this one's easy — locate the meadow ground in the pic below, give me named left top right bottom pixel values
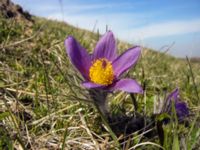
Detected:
left=0, top=6, right=200, bottom=149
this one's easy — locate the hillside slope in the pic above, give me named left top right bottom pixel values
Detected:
left=0, top=1, right=200, bottom=149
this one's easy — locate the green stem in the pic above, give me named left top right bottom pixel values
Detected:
left=61, top=127, right=68, bottom=150
left=94, top=103, right=121, bottom=149
left=186, top=56, right=200, bottom=101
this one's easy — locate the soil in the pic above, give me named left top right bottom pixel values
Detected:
left=0, top=0, right=33, bottom=22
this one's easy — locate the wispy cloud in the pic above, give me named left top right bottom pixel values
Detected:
left=12, top=0, right=200, bottom=57
left=127, top=20, right=200, bottom=40
left=29, top=1, right=141, bottom=15
left=48, top=12, right=148, bottom=33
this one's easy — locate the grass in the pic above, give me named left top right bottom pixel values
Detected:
left=0, top=13, right=200, bottom=149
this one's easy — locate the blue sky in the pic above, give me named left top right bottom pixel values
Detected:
left=12, top=0, right=200, bottom=57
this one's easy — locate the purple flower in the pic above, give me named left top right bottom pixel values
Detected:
left=64, top=31, right=143, bottom=93
left=163, top=88, right=189, bottom=120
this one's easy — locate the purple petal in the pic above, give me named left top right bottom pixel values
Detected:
left=112, top=46, right=141, bottom=77
left=164, top=88, right=189, bottom=121
left=82, top=81, right=104, bottom=89
left=65, top=36, right=91, bottom=80
left=166, top=88, right=179, bottom=102
left=164, top=88, right=179, bottom=112
left=175, top=102, right=189, bottom=119
left=111, top=79, right=143, bottom=93
left=92, top=31, right=117, bottom=61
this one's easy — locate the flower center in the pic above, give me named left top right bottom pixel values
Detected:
left=89, top=58, right=114, bottom=85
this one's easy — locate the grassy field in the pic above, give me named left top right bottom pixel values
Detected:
left=0, top=12, right=200, bottom=150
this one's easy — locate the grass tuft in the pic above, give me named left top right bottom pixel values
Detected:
left=0, top=13, right=200, bottom=149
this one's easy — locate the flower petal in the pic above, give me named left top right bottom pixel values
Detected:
left=112, top=46, right=141, bottom=77
left=164, top=88, right=189, bottom=121
left=175, top=102, right=189, bottom=119
left=82, top=81, right=104, bottom=89
left=92, top=31, right=117, bottom=61
left=65, top=36, right=91, bottom=80
left=111, top=79, right=143, bottom=93
left=166, top=88, right=179, bottom=102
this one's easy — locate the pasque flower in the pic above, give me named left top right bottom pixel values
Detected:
left=65, top=31, right=143, bottom=93
left=163, top=88, right=189, bottom=120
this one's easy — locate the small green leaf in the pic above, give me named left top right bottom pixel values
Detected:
left=0, top=81, right=5, bottom=88
left=172, top=133, right=180, bottom=150
left=156, top=113, right=171, bottom=122
left=0, top=112, right=10, bottom=121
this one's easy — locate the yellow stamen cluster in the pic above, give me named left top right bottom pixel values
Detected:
left=89, top=58, right=114, bottom=85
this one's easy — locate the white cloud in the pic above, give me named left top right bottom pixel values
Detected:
left=127, top=20, right=200, bottom=40
left=47, top=4, right=200, bottom=57
left=48, top=11, right=200, bottom=41
left=48, top=12, right=144, bottom=33
left=48, top=10, right=154, bottom=39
